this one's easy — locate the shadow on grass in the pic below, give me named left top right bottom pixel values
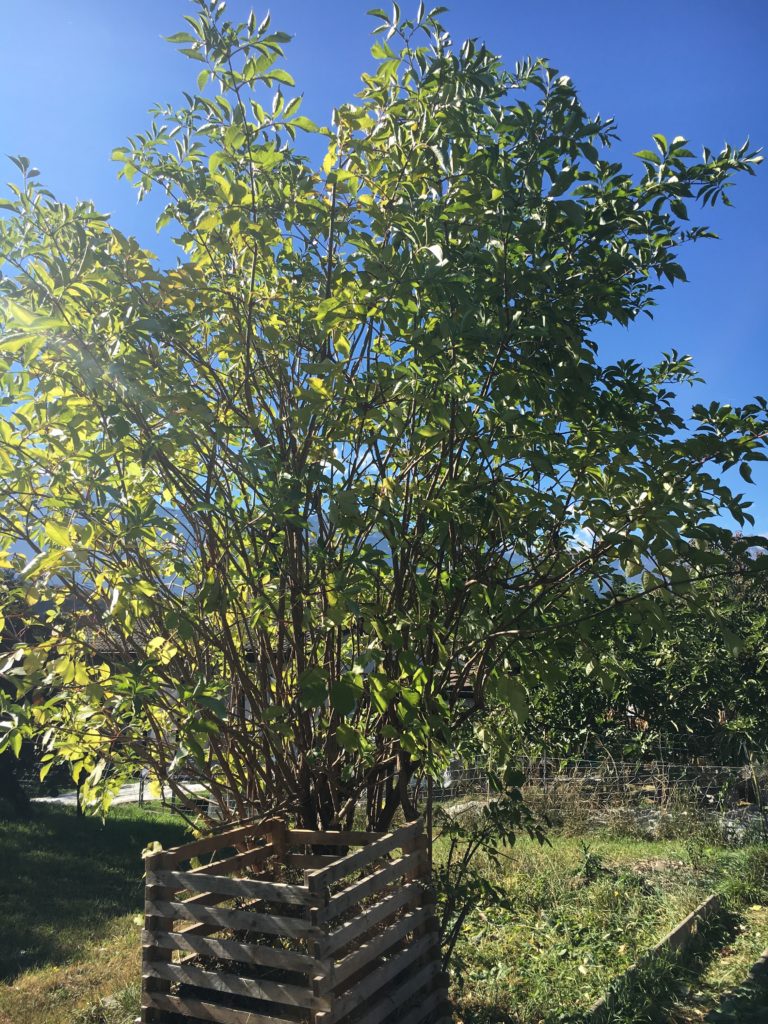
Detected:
left=0, top=803, right=187, bottom=981
left=704, top=978, right=768, bottom=1019
left=699, top=971, right=768, bottom=1023
left=565, top=910, right=743, bottom=1023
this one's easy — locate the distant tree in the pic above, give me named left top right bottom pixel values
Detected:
left=516, top=542, right=768, bottom=762
left=0, top=3, right=765, bottom=825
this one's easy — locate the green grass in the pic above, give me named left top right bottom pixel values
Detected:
left=448, top=833, right=768, bottom=1024
left=664, top=904, right=768, bottom=1023
left=1, top=804, right=766, bottom=1024
left=0, top=803, right=188, bottom=1024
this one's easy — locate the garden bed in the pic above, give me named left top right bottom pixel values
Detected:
left=446, top=831, right=768, bottom=1023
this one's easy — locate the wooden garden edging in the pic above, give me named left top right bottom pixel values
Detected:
left=583, top=892, right=721, bottom=1023
left=141, top=817, right=451, bottom=1024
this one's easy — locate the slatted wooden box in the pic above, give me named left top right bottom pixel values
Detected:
left=141, top=817, right=451, bottom=1024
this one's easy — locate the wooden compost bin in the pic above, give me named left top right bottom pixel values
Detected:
left=141, top=817, right=451, bottom=1024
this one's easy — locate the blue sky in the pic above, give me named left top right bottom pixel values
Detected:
left=1, top=1, right=767, bottom=529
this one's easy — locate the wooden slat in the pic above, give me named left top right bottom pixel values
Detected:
left=179, top=867, right=276, bottom=921
left=145, top=992, right=297, bottom=1024
left=321, top=883, right=421, bottom=958
left=181, top=889, right=228, bottom=908
left=191, top=842, right=274, bottom=876
left=286, top=829, right=382, bottom=847
left=177, top=883, right=278, bottom=938
left=150, top=869, right=312, bottom=905
left=329, top=935, right=433, bottom=1021
left=144, top=961, right=328, bottom=1011
left=165, top=817, right=278, bottom=864
left=321, top=907, right=429, bottom=994
left=142, top=929, right=322, bottom=974
left=320, top=853, right=420, bottom=923
left=285, top=853, right=341, bottom=870
left=309, top=822, right=422, bottom=887
left=142, top=850, right=174, bottom=1024
left=334, top=961, right=441, bottom=1024
left=147, top=898, right=321, bottom=940
left=177, top=888, right=254, bottom=938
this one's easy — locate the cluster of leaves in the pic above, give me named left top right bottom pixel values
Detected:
left=514, top=540, right=768, bottom=762
left=0, top=1, right=764, bottom=825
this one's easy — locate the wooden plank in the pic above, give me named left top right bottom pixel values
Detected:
left=309, top=822, right=422, bottom=886
left=584, top=893, right=721, bottom=1023
left=402, top=832, right=429, bottom=884
left=150, top=869, right=312, bottom=905
left=145, top=992, right=298, bottom=1024
left=270, top=819, right=289, bottom=863
left=285, top=853, right=341, bottom=870
left=320, top=907, right=429, bottom=994
left=191, top=842, right=274, bottom=877
left=320, top=853, right=420, bottom=923
left=177, top=885, right=279, bottom=939
left=286, top=829, right=382, bottom=847
left=179, top=867, right=276, bottom=921
left=329, top=935, right=433, bottom=1021
left=142, top=929, right=323, bottom=974
left=659, top=894, right=721, bottom=954
left=142, top=850, right=174, bottom=1024
left=321, top=883, right=421, bottom=958
left=165, top=817, right=279, bottom=864
left=147, top=898, right=322, bottom=940
left=176, top=888, right=251, bottom=938
left=181, top=889, right=228, bottom=908
left=144, top=961, right=328, bottom=1011
left=334, top=961, right=441, bottom=1024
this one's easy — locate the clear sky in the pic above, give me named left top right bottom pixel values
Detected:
left=1, top=1, right=767, bottom=530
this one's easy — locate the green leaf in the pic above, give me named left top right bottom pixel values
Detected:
left=491, top=675, right=528, bottom=723
left=336, top=722, right=365, bottom=752
left=331, top=671, right=364, bottom=715
left=291, top=116, right=318, bottom=132
left=720, top=624, right=744, bottom=656
left=298, top=667, right=327, bottom=709
left=44, top=521, right=71, bottom=547
left=3, top=299, right=37, bottom=327
left=555, top=199, right=586, bottom=226
left=269, top=68, right=295, bottom=87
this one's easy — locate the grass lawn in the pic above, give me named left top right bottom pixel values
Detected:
left=0, top=803, right=188, bottom=1024
left=449, top=832, right=768, bottom=1023
left=1, top=803, right=766, bottom=1024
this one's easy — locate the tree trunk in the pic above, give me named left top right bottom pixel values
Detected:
left=0, top=753, right=30, bottom=818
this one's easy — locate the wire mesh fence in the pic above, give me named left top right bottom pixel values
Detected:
left=429, top=757, right=768, bottom=812
left=18, top=753, right=768, bottom=835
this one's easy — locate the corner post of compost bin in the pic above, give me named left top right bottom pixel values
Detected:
left=405, top=821, right=451, bottom=1020
left=403, top=823, right=433, bottom=952
left=141, top=849, right=174, bottom=1024
left=306, top=864, right=332, bottom=1024
left=267, top=816, right=287, bottom=879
